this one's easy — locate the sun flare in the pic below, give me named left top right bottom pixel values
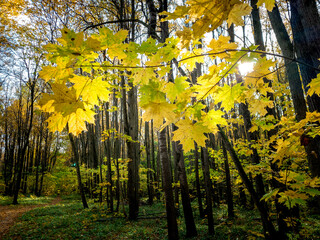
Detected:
left=238, top=62, right=254, bottom=75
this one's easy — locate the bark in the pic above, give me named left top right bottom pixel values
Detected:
left=174, top=135, right=197, bottom=237
left=69, top=133, right=89, bottom=209
left=145, top=121, right=154, bottom=205
left=194, top=143, right=204, bottom=218
left=200, top=146, right=215, bottom=235
left=218, top=126, right=277, bottom=239
left=222, top=143, right=234, bottom=218
left=290, top=0, right=320, bottom=178
left=159, top=127, right=179, bottom=240
left=267, top=4, right=307, bottom=121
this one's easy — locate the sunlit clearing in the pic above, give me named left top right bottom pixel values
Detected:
left=238, top=62, right=254, bottom=75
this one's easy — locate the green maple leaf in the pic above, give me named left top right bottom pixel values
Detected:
left=166, top=76, right=190, bottom=102
left=214, top=83, right=245, bottom=112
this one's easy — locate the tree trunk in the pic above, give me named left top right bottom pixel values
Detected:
left=267, top=4, right=307, bottom=121
left=218, top=126, right=277, bottom=239
left=222, top=143, right=234, bottom=218
left=200, top=146, right=215, bottom=235
left=174, top=135, right=197, bottom=237
left=194, top=143, right=204, bottom=218
left=145, top=121, right=154, bottom=205
left=159, top=127, right=179, bottom=240
left=69, top=133, right=89, bottom=209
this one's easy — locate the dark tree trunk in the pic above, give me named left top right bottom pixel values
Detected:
left=173, top=135, right=197, bottom=237
left=267, top=4, right=307, bottom=121
left=290, top=0, right=320, bottom=178
left=145, top=121, right=154, bottom=205
left=200, top=146, right=215, bottom=235
left=218, top=126, right=277, bottom=239
left=194, top=143, right=204, bottom=218
left=69, top=133, right=89, bottom=209
left=159, top=128, right=179, bottom=240
left=222, top=143, right=234, bottom=218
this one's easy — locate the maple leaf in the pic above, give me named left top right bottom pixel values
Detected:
left=203, top=109, right=227, bottom=133
left=195, top=64, right=223, bottom=98
left=227, top=3, right=252, bottom=26
left=68, top=107, right=96, bottom=135
left=214, top=83, right=246, bottom=112
left=140, top=80, right=166, bottom=106
left=166, top=76, right=190, bottom=102
left=70, top=75, right=111, bottom=105
left=181, top=48, right=204, bottom=71
left=257, top=0, right=275, bottom=12
left=244, top=57, right=275, bottom=86
left=249, top=97, right=274, bottom=116
left=142, top=102, right=177, bottom=129
left=39, top=59, right=73, bottom=82
left=172, top=119, right=209, bottom=152
left=46, top=112, right=69, bottom=133
left=208, top=35, right=238, bottom=59
left=176, top=27, right=194, bottom=49
left=39, top=83, right=84, bottom=116
left=160, top=6, right=190, bottom=20
left=308, top=73, right=320, bottom=96
left=185, top=102, right=206, bottom=120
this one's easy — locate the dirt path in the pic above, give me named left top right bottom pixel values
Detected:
left=0, top=197, right=62, bottom=239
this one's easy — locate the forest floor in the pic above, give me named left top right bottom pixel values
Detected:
left=0, top=196, right=62, bottom=239
left=1, top=195, right=320, bottom=239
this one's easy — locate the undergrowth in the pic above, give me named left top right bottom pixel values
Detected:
left=2, top=195, right=320, bottom=239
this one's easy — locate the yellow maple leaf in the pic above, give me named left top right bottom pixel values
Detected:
left=68, top=107, right=96, bottom=135
left=227, top=3, right=252, bottom=26
left=70, top=75, right=111, bottom=105
left=308, top=73, right=320, bottom=96
left=244, top=57, right=275, bottom=86
left=203, top=109, right=227, bottom=133
left=180, top=48, right=204, bottom=71
left=208, top=35, right=238, bottom=59
left=248, top=97, right=274, bottom=116
left=142, top=102, right=177, bottom=129
left=257, top=0, right=275, bottom=12
left=39, top=83, right=83, bottom=116
left=195, top=64, right=222, bottom=98
left=46, top=112, right=69, bottom=133
left=172, top=118, right=209, bottom=152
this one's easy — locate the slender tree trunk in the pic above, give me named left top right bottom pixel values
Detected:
left=222, top=143, right=234, bottom=218
left=200, top=146, right=215, bottom=235
left=174, top=139, right=197, bottom=237
left=194, top=143, right=204, bottom=218
left=218, top=126, right=277, bottom=239
left=145, top=121, right=154, bottom=205
left=267, top=4, right=307, bottom=121
left=159, top=127, right=179, bottom=240
left=69, top=133, right=89, bottom=209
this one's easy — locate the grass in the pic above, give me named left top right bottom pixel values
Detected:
left=3, top=195, right=320, bottom=239
left=0, top=195, right=55, bottom=206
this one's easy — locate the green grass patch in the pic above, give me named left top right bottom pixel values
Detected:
left=0, top=195, right=54, bottom=206
left=4, top=197, right=319, bottom=239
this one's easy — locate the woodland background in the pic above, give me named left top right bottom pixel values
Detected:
left=1, top=0, right=320, bottom=239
